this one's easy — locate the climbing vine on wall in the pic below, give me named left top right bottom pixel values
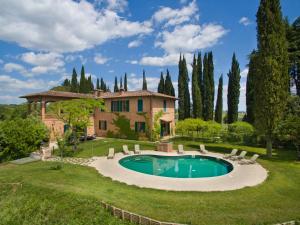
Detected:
left=109, top=113, right=138, bottom=140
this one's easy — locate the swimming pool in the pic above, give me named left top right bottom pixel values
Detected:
left=119, top=154, right=233, bottom=178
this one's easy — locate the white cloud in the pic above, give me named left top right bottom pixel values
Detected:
left=94, top=54, right=109, bottom=64
left=140, top=53, right=191, bottom=66
left=128, top=39, right=142, bottom=48
left=65, top=54, right=87, bottom=64
left=153, top=0, right=198, bottom=27
left=156, top=24, right=228, bottom=54
left=127, top=76, right=160, bottom=91
left=240, top=67, right=249, bottom=78
left=3, top=63, right=26, bottom=73
left=106, top=0, right=128, bottom=12
left=0, top=0, right=152, bottom=53
left=127, top=60, right=138, bottom=64
left=239, top=17, right=251, bottom=26
left=21, top=52, right=65, bottom=75
left=0, top=75, right=48, bottom=92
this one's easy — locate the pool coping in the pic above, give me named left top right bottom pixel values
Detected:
left=88, top=150, right=268, bottom=192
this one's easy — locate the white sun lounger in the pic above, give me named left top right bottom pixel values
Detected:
left=223, top=149, right=238, bottom=159
left=199, top=144, right=208, bottom=154
left=178, top=144, right=184, bottom=154
left=239, top=154, right=259, bottom=165
left=134, top=144, right=141, bottom=154
left=230, top=151, right=247, bottom=161
left=107, top=148, right=114, bottom=159
left=122, top=145, right=130, bottom=155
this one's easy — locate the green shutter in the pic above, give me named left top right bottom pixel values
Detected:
left=126, top=100, right=129, bottom=112
left=138, top=99, right=143, bottom=112
left=135, top=122, right=138, bottom=132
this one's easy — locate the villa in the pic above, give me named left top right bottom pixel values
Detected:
left=20, top=89, right=177, bottom=140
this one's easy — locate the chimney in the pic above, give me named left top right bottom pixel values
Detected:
left=94, top=89, right=103, bottom=97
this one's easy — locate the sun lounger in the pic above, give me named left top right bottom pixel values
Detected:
left=199, top=144, right=208, bottom=154
left=107, top=148, right=114, bottom=159
left=239, top=154, right=259, bottom=165
left=134, top=144, right=141, bottom=154
left=122, top=145, right=130, bottom=155
left=230, top=151, right=247, bottom=161
left=178, top=144, right=184, bottom=154
left=223, top=149, right=238, bottom=159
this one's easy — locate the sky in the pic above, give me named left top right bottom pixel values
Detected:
left=0, top=0, right=299, bottom=111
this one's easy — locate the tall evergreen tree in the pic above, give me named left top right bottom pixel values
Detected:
left=100, top=78, right=104, bottom=90
left=192, top=54, right=202, bottom=118
left=182, top=56, right=191, bottom=118
left=114, top=76, right=119, bottom=92
left=62, top=78, right=70, bottom=87
left=208, top=52, right=215, bottom=120
left=96, top=78, right=100, bottom=89
left=202, top=53, right=208, bottom=119
left=197, top=52, right=204, bottom=109
left=120, top=76, right=123, bottom=89
left=227, top=53, right=241, bottom=124
left=142, top=70, right=147, bottom=90
left=286, top=17, right=300, bottom=96
left=79, top=65, right=86, bottom=93
left=87, top=75, right=94, bottom=92
left=165, top=69, right=175, bottom=96
left=178, top=54, right=185, bottom=120
left=215, top=75, right=223, bottom=123
left=70, top=68, right=79, bottom=93
left=255, top=0, right=289, bottom=157
left=158, top=72, right=165, bottom=93
left=245, top=51, right=257, bottom=124
left=124, top=73, right=128, bottom=91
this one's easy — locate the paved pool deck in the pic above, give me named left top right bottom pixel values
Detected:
left=88, top=150, right=268, bottom=192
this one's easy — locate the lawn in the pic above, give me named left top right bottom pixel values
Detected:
left=1, top=138, right=300, bottom=225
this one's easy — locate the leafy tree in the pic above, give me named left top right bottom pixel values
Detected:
left=158, top=72, right=165, bottom=94
left=227, top=121, right=255, bottom=144
left=227, top=53, right=241, bottom=124
left=255, top=0, right=289, bottom=157
left=0, top=116, right=49, bottom=162
left=79, top=65, right=86, bottom=93
left=165, top=69, right=175, bottom=96
left=114, top=76, right=119, bottom=92
left=215, top=74, right=223, bottom=123
left=70, top=68, right=79, bottom=93
left=178, top=54, right=185, bottom=120
left=245, top=51, right=257, bottom=124
left=111, top=114, right=138, bottom=140
left=191, top=54, right=202, bottom=118
left=276, top=96, right=300, bottom=160
left=124, top=73, right=128, bottom=91
left=142, top=70, right=147, bottom=90
left=286, top=17, right=300, bottom=96
left=48, top=99, right=104, bottom=150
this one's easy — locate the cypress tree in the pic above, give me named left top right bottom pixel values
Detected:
left=227, top=53, right=241, bottom=124
left=96, top=78, right=100, bottom=89
left=79, top=65, right=86, bottom=93
left=70, top=68, right=79, bottom=93
left=88, top=75, right=94, bottom=92
left=158, top=72, right=165, bottom=93
left=114, top=76, right=119, bottom=92
left=142, top=70, right=147, bottom=90
left=215, top=75, right=223, bottom=123
left=245, top=51, right=257, bottom=124
left=178, top=54, right=185, bottom=120
left=255, top=0, right=289, bottom=157
left=182, top=56, right=191, bottom=118
left=100, top=78, right=104, bottom=90
left=124, top=73, right=128, bottom=91
left=192, top=54, right=202, bottom=118
left=197, top=52, right=204, bottom=109
left=120, top=76, right=123, bottom=89
left=62, top=78, right=70, bottom=87
left=208, top=52, right=215, bottom=120
left=165, top=69, right=175, bottom=96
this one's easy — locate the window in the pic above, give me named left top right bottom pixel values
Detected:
left=163, top=100, right=167, bottom=112
left=135, top=122, right=145, bottom=132
left=137, top=99, right=143, bottom=112
left=99, top=120, right=107, bottom=130
left=111, top=100, right=129, bottom=112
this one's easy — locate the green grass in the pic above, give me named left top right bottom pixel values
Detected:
left=1, top=138, right=300, bottom=225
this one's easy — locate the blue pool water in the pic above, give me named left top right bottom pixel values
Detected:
left=119, top=155, right=233, bottom=178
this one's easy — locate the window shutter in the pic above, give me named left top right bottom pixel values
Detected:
left=135, top=122, right=138, bottom=132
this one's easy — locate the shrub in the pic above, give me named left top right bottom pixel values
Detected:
left=0, top=116, right=49, bottom=162
left=112, top=114, right=138, bottom=140
left=227, top=121, right=255, bottom=143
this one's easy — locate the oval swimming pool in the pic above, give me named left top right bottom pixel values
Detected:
left=119, top=155, right=233, bottom=178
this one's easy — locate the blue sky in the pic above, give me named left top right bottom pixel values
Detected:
left=0, top=0, right=299, bottom=110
